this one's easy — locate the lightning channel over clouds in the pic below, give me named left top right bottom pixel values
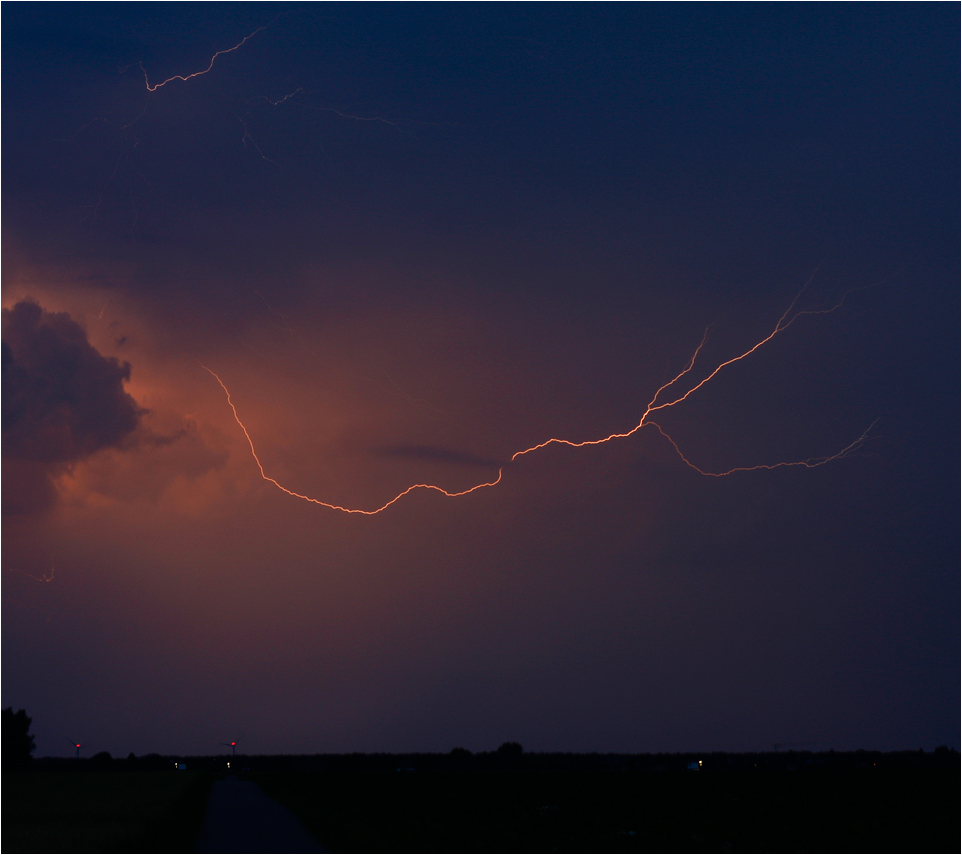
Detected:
left=206, top=288, right=876, bottom=515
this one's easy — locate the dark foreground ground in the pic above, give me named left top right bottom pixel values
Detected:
left=3, top=750, right=958, bottom=853
left=2, top=768, right=212, bottom=853
left=253, top=763, right=959, bottom=853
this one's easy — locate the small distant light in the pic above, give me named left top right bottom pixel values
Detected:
left=698, top=760, right=703, bottom=767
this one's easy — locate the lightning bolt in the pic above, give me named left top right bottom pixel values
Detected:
left=201, top=366, right=503, bottom=515
left=63, top=20, right=423, bottom=229
left=205, top=286, right=877, bottom=515
left=4, top=567, right=55, bottom=583
left=140, top=27, right=266, bottom=92
left=237, top=116, right=278, bottom=164
left=648, top=420, right=876, bottom=477
left=509, top=281, right=873, bottom=463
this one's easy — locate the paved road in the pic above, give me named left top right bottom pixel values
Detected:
left=195, top=777, right=324, bottom=853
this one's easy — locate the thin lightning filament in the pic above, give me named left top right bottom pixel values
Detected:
left=202, top=368, right=503, bottom=516
left=141, top=28, right=265, bottom=92
left=206, top=289, right=875, bottom=514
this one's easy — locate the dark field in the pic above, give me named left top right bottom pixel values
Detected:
left=2, top=768, right=212, bottom=853
left=3, top=751, right=958, bottom=853
left=255, top=767, right=958, bottom=853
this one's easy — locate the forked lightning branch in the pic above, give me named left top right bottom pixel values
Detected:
left=205, top=287, right=876, bottom=515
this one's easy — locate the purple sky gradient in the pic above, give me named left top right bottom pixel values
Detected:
left=2, top=3, right=957, bottom=758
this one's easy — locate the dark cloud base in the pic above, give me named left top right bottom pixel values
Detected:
left=2, top=301, right=141, bottom=514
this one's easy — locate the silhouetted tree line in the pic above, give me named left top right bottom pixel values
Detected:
left=31, top=752, right=178, bottom=772
left=83, top=745, right=951, bottom=775
left=24, top=745, right=957, bottom=778
left=6, top=707, right=957, bottom=778
left=2, top=707, right=35, bottom=772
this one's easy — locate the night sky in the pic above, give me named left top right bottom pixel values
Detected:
left=2, top=3, right=958, bottom=758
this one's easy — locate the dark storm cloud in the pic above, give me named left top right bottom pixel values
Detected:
left=2, top=300, right=141, bottom=513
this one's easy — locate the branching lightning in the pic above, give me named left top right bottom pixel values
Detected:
left=648, top=420, right=877, bottom=477
left=63, top=19, right=424, bottom=229
left=206, top=287, right=876, bottom=514
left=237, top=116, right=277, bottom=164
